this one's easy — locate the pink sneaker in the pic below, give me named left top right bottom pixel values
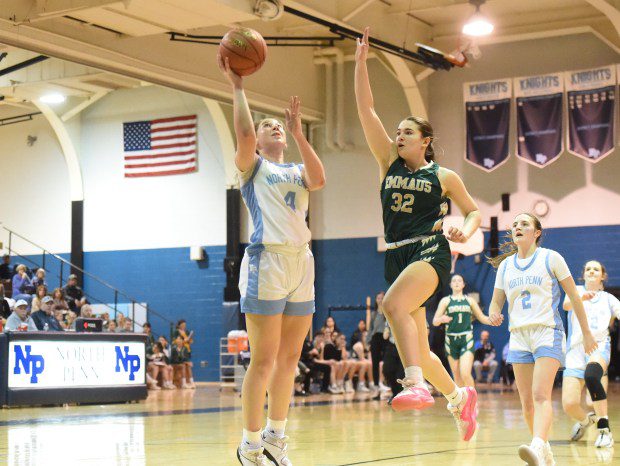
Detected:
left=391, top=379, right=435, bottom=411
left=448, top=386, right=478, bottom=441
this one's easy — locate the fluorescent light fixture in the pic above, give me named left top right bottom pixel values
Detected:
left=40, top=93, right=66, bottom=104
left=462, top=1, right=494, bottom=37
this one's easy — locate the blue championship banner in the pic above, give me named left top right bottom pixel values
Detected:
left=565, top=65, right=616, bottom=162
left=514, top=73, right=564, bottom=167
left=464, top=79, right=511, bottom=172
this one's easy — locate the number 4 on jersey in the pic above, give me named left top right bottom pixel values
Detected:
left=284, top=191, right=296, bottom=211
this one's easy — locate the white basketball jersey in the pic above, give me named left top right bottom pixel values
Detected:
left=240, top=157, right=310, bottom=250
left=567, top=286, right=620, bottom=349
left=495, top=247, right=571, bottom=331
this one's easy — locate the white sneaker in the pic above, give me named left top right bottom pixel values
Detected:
left=148, top=384, right=161, bottom=390
left=344, top=380, right=354, bottom=393
left=542, top=443, right=555, bottom=466
left=328, top=385, right=340, bottom=395
left=237, top=446, right=274, bottom=466
left=379, top=382, right=391, bottom=393
left=595, top=428, right=614, bottom=448
left=356, top=384, right=370, bottom=393
left=261, top=431, right=292, bottom=466
left=163, top=382, right=176, bottom=390
left=570, top=412, right=596, bottom=441
left=518, top=444, right=543, bottom=466
left=181, top=382, right=191, bottom=389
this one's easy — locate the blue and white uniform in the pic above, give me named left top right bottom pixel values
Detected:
left=238, top=156, right=315, bottom=316
left=564, top=286, right=620, bottom=378
left=494, top=247, right=571, bottom=365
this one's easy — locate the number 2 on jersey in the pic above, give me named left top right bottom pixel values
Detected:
left=284, top=191, right=296, bottom=211
left=391, top=193, right=414, bottom=213
left=521, top=290, right=532, bottom=310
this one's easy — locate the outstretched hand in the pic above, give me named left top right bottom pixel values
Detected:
left=355, top=27, right=370, bottom=63
left=285, top=96, right=303, bottom=138
left=488, top=313, right=504, bottom=327
left=217, top=54, right=242, bottom=89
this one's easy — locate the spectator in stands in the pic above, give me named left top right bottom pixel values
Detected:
left=174, top=319, right=193, bottom=358
left=106, top=319, right=117, bottom=332
left=12, top=264, right=34, bottom=304
left=31, top=296, right=63, bottom=331
left=31, top=285, right=48, bottom=312
left=1, top=283, right=11, bottom=320
left=63, top=274, right=87, bottom=314
left=367, top=291, right=389, bottom=394
left=0, top=254, right=12, bottom=280
left=32, top=268, right=47, bottom=288
left=172, top=336, right=195, bottom=389
left=116, top=312, right=126, bottom=331
left=143, top=322, right=156, bottom=355
left=324, top=316, right=341, bottom=334
left=119, top=318, right=134, bottom=333
left=321, top=328, right=346, bottom=393
left=299, top=333, right=332, bottom=394
left=350, top=319, right=366, bottom=348
left=4, top=299, right=37, bottom=331
left=351, top=330, right=373, bottom=392
left=54, top=308, right=68, bottom=330
left=80, top=304, right=94, bottom=318
left=148, top=342, right=175, bottom=390
left=65, top=310, right=77, bottom=330
left=159, top=335, right=171, bottom=360
left=52, top=287, right=69, bottom=312
left=501, top=342, right=515, bottom=388
left=473, top=330, right=498, bottom=384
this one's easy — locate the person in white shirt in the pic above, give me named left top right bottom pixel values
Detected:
left=218, top=53, right=326, bottom=466
left=562, top=260, right=620, bottom=448
left=488, top=213, right=596, bottom=466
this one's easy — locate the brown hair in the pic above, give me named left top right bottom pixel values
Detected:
left=581, top=260, right=608, bottom=290
left=405, top=116, right=435, bottom=162
left=487, top=213, right=543, bottom=269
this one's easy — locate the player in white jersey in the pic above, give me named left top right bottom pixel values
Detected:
left=488, top=213, right=597, bottom=466
left=562, top=260, right=620, bottom=448
left=218, top=55, right=326, bottom=466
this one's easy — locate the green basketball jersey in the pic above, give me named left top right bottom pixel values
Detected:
left=445, top=296, right=473, bottom=334
left=380, top=155, right=449, bottom=243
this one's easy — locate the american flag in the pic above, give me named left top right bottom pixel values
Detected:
left=123, top=115, right=197, bottom=177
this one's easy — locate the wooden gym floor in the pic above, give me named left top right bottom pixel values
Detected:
left=1, top=384, right=619, bottom=465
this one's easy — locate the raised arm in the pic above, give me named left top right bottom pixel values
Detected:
left=487, top=288, right=506, bottom=327
left=217, top=54, right=257, bottom=173
left=432, top=297, right=452, bottom=326
left=354, top=27, right=393, bottom=175
left=469, top=297, right=492, bottom=326
left=439, top=168, right=481, bottom=243
left=561, top=276, right=597, bottom=354
left=285, top=96, right=326, bottom=191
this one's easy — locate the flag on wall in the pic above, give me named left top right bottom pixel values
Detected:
left=123, top=115, right=197, bottom=177
left=565, top=66, right=616, bottom=162
left=514, top=73, right=564, bottom=167
left=464, top=79, right=511, bottom=172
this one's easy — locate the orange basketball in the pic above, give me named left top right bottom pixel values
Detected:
left=219, top=27, right=267, bottom=76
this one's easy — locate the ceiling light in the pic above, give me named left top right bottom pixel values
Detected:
left=462, top=0, right=494, bottom=37
left=39, top=93, right=66, bottom=104
left=254, top=0, right=283, bottom=21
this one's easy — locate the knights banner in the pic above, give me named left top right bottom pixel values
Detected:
left=464, top=79, right=511, bottom=171
left=565, top=65, right=616, bottom=162
left=514, top=74, right=564, bottom=167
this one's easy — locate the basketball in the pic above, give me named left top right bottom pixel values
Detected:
left=219, top=27, right=267, bottom=76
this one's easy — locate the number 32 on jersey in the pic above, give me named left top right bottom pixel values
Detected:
left=391, top=193, right=414, bottom=213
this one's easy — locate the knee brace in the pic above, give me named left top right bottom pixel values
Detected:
left=584, top=362, right=607, bottom=401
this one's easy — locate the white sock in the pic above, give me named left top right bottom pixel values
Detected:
left=266, top=418, right=287, bottom=438
left=242, top=429, right=262, bottom=450
left=404, top=366, right=423, bottom=385
left=531, top=437, right=545, bottom=449
left=444, top=387, right=463, bottom=406
left=181, top=378, right=186, bottom=385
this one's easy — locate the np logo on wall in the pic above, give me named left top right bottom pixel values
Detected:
left=514, top=73, right=564, bottom=167
left=463, top=79, right=512, bottom=172
left=8, top=340, right=145, bottom=388
left=565, top=65, right=616, bottom=162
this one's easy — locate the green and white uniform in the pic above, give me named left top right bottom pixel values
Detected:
left=444, top=296, right=475, bottom=359
left=381, top=145, right=451, bottom=290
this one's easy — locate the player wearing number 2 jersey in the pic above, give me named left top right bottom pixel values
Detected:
left=488, top=213, right=597, bottom=466
left=355, top=26, right=492, bottom=443
left=218, top=54, right=326, bottom=466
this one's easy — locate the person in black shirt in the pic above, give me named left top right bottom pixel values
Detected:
left=299, top=336, right=331, bottom=394
left=351, top=319, right=367, bottom=348
left=321, top=329, right=346, bottom=393
left=1, top=283, right=11, bottom=321
left=0, top=255, right=12, bottom=280
left=473, top=330, right=498, bottom=384
left=63, top=274, right=87, bottom=314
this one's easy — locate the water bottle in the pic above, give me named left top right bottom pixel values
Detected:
left=44, top=323, right=49, bottom=331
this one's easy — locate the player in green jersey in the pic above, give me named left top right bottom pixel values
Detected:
left=355, top=27, right=501, bottom=442
left=433, top=274, right=493, bottom=387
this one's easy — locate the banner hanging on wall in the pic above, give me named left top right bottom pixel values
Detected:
left=463, top=79, right=512, bottom=172
left=514, top=73, right=564, bottom=167
left=565, top=65, right=616, bottom=162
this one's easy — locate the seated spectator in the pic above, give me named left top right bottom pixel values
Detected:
left=320, top=328, right=347, bottom=394
left=65, top=310, right=78, bottom=330
left=52, top=288, right=70, bottom=312
left=1, top=283, right=11, bottom=320
left=172, top=336, right=195, bottom=389
left=31, top=285, right=48, bottom=312
left=80, top=304, right=94, bottom=318
left=31, top=268, right=47, bottom=289
left=106, top=319, right=117, bottom=332
left=324, top=316, right=341, bottom=334
left=501, top=342, right=515, bottom=388
left=12, top=264, right=34, bottom=304
left=159, top=335, right=171, bottom=360
left=54, top=308, right=68, bottom=330
left=351, top=330, right=373, bottom=392
left=382, top=323, right=404, bottom=397
left=174, top=319, right=193, bottom=358
left=116, top=312, right=126, bottom=331
left=147, top=342, right=175, bottom=390
left=31, top=296, right=64, bottom=331
left=63, top=274, right=87, bottom=314
left=4, top=299, right=37, bottom=332
left=143, top=322, right=156, bottom=355
left=299, top=333, right=332, bottom=394
left=0, top=254, right=12, bottom=280
left=473, top=330, right=498, bottom=384
left=117, top=318, right=134, bottom=333
left=350, top=319, right=367, bottom=348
